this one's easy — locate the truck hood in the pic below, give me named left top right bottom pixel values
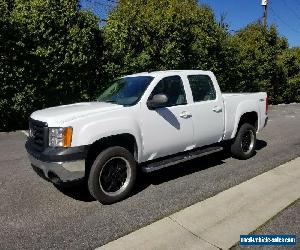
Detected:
left=31, top=102, right=122, bottom=126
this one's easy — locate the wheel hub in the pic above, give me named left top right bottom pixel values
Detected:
left=99, top=157, right=131, bottom=196
left=241, top=130, right=255, bottom=154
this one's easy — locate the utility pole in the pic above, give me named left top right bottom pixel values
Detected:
left=262, top=0, right=268, bottom=27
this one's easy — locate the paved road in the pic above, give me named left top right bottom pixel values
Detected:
left=1, top=104, right=300, bottom=250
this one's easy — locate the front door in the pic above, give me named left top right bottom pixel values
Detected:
left=140, top=75, right=194, bottom=161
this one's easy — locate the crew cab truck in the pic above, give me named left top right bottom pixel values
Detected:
left=26, top=70, right=268, bottom=204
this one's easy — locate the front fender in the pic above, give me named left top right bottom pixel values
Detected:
left=70, top=115, right=143, bottom=162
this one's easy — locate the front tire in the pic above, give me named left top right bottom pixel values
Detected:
left=88, top=146, right=137, bottom=204
left=231, top=123, right=256, bottom=160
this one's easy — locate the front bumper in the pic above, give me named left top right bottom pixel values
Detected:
left=28, top=154, right=85, bottom=183
left=26, top=140, right=89, bottom=183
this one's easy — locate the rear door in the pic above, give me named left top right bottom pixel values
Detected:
left=186, top=74, right=224, bottom=147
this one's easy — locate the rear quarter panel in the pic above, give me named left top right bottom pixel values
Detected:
left=222, top=92, right=267, bottom=140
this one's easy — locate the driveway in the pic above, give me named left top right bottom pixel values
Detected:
left=0, top=104, right=300, bottom=249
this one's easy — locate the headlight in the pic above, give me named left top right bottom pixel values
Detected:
left=49, top=127, right=73, bottom=147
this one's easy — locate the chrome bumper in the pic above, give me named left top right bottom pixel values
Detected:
left=28, top=154, right=85, bottom=183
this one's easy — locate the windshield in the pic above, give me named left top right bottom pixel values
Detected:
left=97, top=76, right=154, bottom=106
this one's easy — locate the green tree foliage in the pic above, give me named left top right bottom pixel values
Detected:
left=104, top=0, right=300, bottom=99
left=232, top=23, right=300, bottom=103
left=232, top=23, right=290, bottom=103
left=1, top=0, right=300, bottom=131
left=278, top=47, right=300, bottom=102
left=104, top=0, right=239, bottom=91
left=0, top=0, right=103, bottom=131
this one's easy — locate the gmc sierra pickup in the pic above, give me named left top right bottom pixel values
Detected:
left=26, top=70, right=268, bottom=204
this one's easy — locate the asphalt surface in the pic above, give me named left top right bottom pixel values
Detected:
left=232, top=199, right=300, bottom=250
left=1, top=104, right=300, bottom=250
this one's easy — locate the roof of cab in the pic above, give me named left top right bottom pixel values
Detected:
left=125, top=70, right=213, bottom=78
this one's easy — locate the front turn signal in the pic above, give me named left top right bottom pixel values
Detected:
left=63, top=127, right=73, bottom=147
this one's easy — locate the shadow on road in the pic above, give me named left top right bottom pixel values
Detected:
left=256, top=139, right=267, bottom=150
left=54, top=183, right=95, bottom=202
left=55, top=139, right=267, bottom=202
left=132, top=150, right=228, bottom=197
left=132, top=139, right=267, bottom=197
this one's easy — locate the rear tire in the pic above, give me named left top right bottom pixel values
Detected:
left=88, top=146, right=137, bottom=204
left=231, top=123, right=256, bottom=160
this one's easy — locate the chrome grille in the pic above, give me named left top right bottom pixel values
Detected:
left=29, top=118, right=48, bottom=152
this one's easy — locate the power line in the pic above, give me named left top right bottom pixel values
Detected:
left=282, top=0, right=300, bottom=21
left=269, top=5, right=300, bottom=34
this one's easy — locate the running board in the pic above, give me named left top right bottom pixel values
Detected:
left=142, top=146, right=223, bottom=173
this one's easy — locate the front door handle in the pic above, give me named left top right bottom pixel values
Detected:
left=212, top=106, right=222, bottom=113
left=180, top=111, right=192, bottom=118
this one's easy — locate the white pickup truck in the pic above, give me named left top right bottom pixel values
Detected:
left=26, top=70, right=268, bottom=204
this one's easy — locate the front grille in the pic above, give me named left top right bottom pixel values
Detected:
left=29, top=118, right=48, bottom=152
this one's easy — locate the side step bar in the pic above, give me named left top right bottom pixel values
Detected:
left=142, top=146, right=223, bottom=173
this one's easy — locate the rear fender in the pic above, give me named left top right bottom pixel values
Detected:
left=231, top=100, right=259, bottom=139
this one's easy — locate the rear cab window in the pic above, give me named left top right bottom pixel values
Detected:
left=187, top=75, right=216, bottom=102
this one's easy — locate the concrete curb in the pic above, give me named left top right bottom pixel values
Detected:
left=96, top=157, right=300, bottom=250
left=269, top=102, right=299, bottom=106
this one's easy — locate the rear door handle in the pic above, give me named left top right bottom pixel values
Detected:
left=180, top=111, right=192, bottom=118
left=212, top=106, right=222, bottom=113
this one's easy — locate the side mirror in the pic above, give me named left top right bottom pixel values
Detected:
left=147, top=94, right=168, bottom=109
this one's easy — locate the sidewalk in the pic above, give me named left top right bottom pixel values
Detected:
left=97, top=157, right=300, bottom=250
left=232, top=199, right=300, bottom=250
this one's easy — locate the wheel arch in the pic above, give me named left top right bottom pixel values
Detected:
left=232, top=111, right=258, bottom=138
left=85, top=133, right=138, bottom=175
